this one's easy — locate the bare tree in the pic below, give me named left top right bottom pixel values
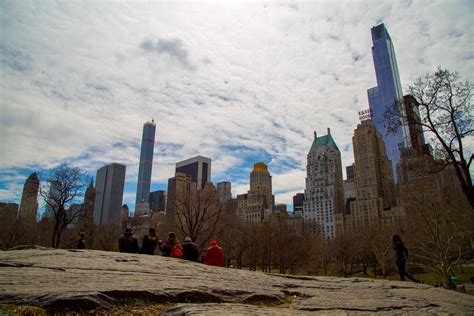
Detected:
left=173, top=182, right=224, bottom=247
left=387, top=68, right=473, bottom=207
left=361, top=223, right=394, bottom=278
left=39, top=164, right=87, bottom=248
left=405, top=187, right=472, bottom=288
left=333, top=232, right=355, bottom=277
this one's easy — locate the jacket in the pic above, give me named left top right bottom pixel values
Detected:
left=119, top=232, right=139, bottom=253
left=182, top=240, right=200, bottom=262
left=159, top=239, right=175, bottom=257
left=140, top=235, right=158, bottom=255
left=204, top=240, right=224, bottom=267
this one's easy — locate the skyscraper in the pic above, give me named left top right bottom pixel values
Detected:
left=217, top=181, right=232, bottom=202
left=93, top=163, right=126, bottom=227
left=237, top=162, right=274, bottom=223
left=43, top=180, right=60, bottom=219
left=135, top=120, right=156, bottom=212
left=367, top=23, right=410, bottom=181
left=18, top=172, right=39, bottom=221
left=175, top=156, right=211, bottom=189
left=165, top=172, right=195, bottom=225
left=335, top=120, right=397, bottom=234
left=81, top=180, right=95, bottom=222
left=303, top=129, right=344, bottom=239
left=149, top=190, right=166, bottom=212
left=292, top=193, right=304, bottom=213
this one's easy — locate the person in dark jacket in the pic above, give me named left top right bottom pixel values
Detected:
left=203, top=239, right=224, bottom=267
left=182, top=237, right=200, bottom=262
left=392, top=235, right=419, bottom=282
left=76, top=232, right=86, bottom=249
left=158, top=232, right=176, bottom=257
left=119, top=228, right=139, bottom=253
left=139, top=228, right=158, bottom=255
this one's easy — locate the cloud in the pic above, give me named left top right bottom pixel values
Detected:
left=1, top=1, right=473, bottom=212
left=140, top=38, right=195, bottom=70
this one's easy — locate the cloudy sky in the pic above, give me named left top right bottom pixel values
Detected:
left=1, top=0, right=473, bottom=215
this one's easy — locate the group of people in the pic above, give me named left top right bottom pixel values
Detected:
left=84, top=229, right=417, bottom=281
left=118, top=228, right=224, bottom=267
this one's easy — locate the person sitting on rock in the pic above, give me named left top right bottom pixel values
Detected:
left=171, top=240, right=183, bottom=259
left=182, top=237, right=200, bottom=262
left=158, top=232, right=176, bottom=257
left=203, top=239, right=224, bottom=267
left=139, top=228, right=158, bottom=255
left=119, top=228, right=139, bottom=253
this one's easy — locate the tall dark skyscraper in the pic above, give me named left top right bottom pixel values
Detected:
left=94, top=163, right=126, bottom=227
left=175, top=156, right=211, bottom=189
left=135, top=120, right=156, bottom=212
left=367, top=23, right=410, bottom=181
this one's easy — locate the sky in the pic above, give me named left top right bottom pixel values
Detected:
left=1, top=0, right=473, bottom=215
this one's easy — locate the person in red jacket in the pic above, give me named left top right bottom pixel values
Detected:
left=204, top=239, right=224, bottom=267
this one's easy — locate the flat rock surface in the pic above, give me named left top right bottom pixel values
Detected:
left=0, top=248, right=473, bottom=314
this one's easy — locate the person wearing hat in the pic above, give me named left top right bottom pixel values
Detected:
left=119, top=228, right=139, bottom=253
left=182, top=236, right=200, bottom=262
left=158, top=232, right=177, bottom=257
left=203, top=239, right=224, bottom=267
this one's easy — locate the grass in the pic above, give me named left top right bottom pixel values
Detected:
left=0, top=305, right=48, bottom=315
left=0, top=303, right=171, bottom=315
left=351, top=264, right=474, bottom=286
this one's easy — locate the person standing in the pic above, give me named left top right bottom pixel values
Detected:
left=159, top=232, right=177, bottom=257
left=203, top=239, right=224, bottom=267
left=140, top=228, right=158, bottom=255
left=76, top=232, right=86, bottom=249
left=119, top=228, right=139, bottom=253
left=392, top=235, right=419, bottom=282
left=182, top=237, right=200, bottom=262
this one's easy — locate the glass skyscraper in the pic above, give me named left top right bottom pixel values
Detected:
left=135, top=120, right=156, bottom=211
left=367, top=24, right=410, bottom=182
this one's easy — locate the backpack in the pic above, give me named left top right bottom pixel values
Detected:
left=171, top=245, right=183, bottom=258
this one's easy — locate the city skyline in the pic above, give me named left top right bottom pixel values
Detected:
left=1, top=1, right=473, bottom=213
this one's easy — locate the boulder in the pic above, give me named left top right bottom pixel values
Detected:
left=0, top=248, right=472, bottom=314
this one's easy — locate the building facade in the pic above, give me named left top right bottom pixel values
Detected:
left=43, top=180, right=61, bottom=219
left=149, top=190, right=166, bottom=213
left=217, top=181, right=232, bottom=202
left=135, top=120, right=156, bottom=212
left=303, top=129, right=344, bottom=239
left=175, top=156, right=211, bottom=189
left=367, top=23, right=410, bottom=182
left=237, top=162, right=274, bottom=223
left=18, top=172, right=39, bottom=221
left=93, top=163, right=126, bottom=228
left=165, top=172, right=195, bottom=225
left=292, top=193, right=304, bottom=213
left=335, top=120, right=398, bottom=234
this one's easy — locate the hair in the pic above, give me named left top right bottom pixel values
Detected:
left=125, top=228, right=132, bottom=233
left=392, top=234, right=401, bottom=244
left=169, top=232, right=176, bottom=239
left=149, top=228, right=156, bottom=235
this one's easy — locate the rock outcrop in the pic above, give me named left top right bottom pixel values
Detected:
left=0, top=248, right=472, bottom=314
